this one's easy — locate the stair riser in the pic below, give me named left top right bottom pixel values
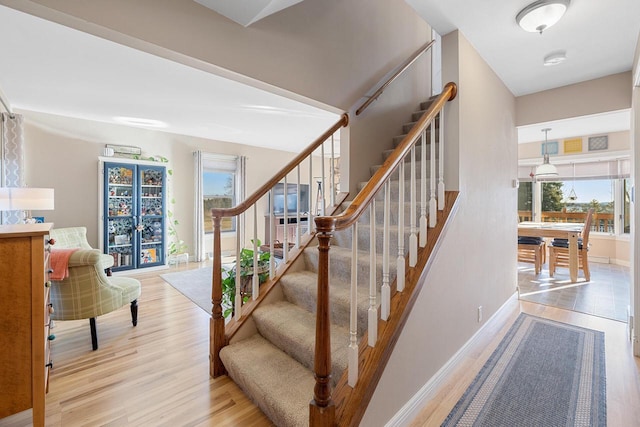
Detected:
left=280, top=277, right=375, bottom=337
left=333, top=225, right=412, bottom=258
left=253, top=302, right=348, bottom=387
left=382, top=143, right=440, bottom=162
left=370, top=161, right=439, bottom=180
left=359, top=179, right=434, bottom=200
left=302, top=249, right=398, bottom=289
left=358, top=201, right=423, bottom=226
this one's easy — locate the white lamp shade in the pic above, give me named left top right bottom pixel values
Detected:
left=517, top=0, right=570, bottom=33
left=534, top=162, right=559, bottom=177
left=0, top=187, right=55, bottom=211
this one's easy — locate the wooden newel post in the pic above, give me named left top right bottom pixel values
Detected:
left=310, top=217, right=337, bottom=426
left=210, top=214, right=227, bottom=378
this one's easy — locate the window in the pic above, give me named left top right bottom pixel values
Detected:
left=517, top=181, right=533, bottom=221
left=540, top=180, right=614, bottom=232
left=623, top=178, right=631, bottom=234
left=517, top=157, right=629, bottom=235
left=201, top=155, right=243, bottom=234
left=203, top=171, right=235, bottom=233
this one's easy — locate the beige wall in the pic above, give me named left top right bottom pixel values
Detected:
left=516, top=72, right=632, bottom=126
left=518, top=130, right=630, bottom=161
left=362, top=30, right=518, bottom=425
left=22, top=110, right=310, bottom=256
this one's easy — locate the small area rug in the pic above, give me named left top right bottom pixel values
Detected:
left=161, top=267, right=213, bottom=313
left=442, top=313, right=606, bottom=427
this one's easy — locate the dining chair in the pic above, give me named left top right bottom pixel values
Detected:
left=548, top=208, right=594, bottom=281
left=517, top=236, right=546, bottom=274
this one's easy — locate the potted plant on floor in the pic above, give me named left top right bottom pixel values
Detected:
left=221, top=240, right=270, bottom=319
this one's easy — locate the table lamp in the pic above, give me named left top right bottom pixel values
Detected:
left=0, top=187, right=55, bottom=223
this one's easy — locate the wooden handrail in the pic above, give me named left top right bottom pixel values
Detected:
left=334, top=82, right=456, bottom=231
left=210, top=113, right=349, bottom=219
left=355, top=40, right=436, bottom=116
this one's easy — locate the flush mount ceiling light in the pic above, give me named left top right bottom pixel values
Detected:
left=516, top=0, right=570, bottom=34
left=544, top=51, right=567, bottom=66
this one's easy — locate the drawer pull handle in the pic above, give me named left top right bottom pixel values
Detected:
left=48, top=238, right=56, bottom=245
left=45, top=361, right=53, bottom=369
left=48, top=334, right=56, bottom=341
left=45, top=281, right=51, bottom=288
left=48, top=304, right=54, bottom=314
left=47, top=268, right=54, bottom=274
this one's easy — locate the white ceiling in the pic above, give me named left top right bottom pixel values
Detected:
left=0, top=1, right=638, bottom=148
left=0, top=4, right=339, bottom=153
left=408, top=0, right=640, bottom=143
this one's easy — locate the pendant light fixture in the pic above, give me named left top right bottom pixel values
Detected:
left=567, top=162, right=578, bottom=201
left=535, top=128, right=558, bottom=178
left=516, top=0, right=570, bottom=34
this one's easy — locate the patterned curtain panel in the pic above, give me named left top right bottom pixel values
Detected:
left=1, top=112, right=25, bottom=224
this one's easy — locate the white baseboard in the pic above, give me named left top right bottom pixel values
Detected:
left=588, top=255, right=610, bottom=264
left=384, top=293, right=518, bottom=427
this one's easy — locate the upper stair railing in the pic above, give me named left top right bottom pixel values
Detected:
left=310, top=82, right=457, bottom=425
left=355, top=40, right=435, bottom=116
left=210, top=113, right=349, bottom=377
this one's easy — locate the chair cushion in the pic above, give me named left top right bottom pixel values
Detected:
left=109, top=276, right=142, bottom=303
left=550, top=238, right=584, bottom=249
left=518, top=236, right=544, bottom=245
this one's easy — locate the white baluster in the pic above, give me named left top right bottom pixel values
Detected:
left=252, top=204, right=259, bottom=300
left=368, top=199, right=377, bottom=346
left=235, top=220, right=242, bottom=319
left=321, top=142, right=326, bottom=216
left=397, top=161, right=405, bottom=292
left=283, top=176, right=288, bottom=264
left=430, top=119, right=437, bottom=227
left=409, top=146, right=418, bottom=267
left=308, top=155, right=314, bottom=233
left=269, top=189, right=275, bottom=278
left=420, top=129, right=427, bottom=247
left=296, top=166, right=301, bottom=248
left=381, top=180, right=391, bottom=321
left=349, top=221, right=359, bottom=387
left=330, top=134, right=336, bottom=207
left=438, top=109, right=445, bottom=211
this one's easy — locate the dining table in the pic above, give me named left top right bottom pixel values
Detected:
left=518, top=221, right=584, bottom=283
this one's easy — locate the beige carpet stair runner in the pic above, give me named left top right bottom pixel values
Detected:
left=219, top=98, right=439, bottom=427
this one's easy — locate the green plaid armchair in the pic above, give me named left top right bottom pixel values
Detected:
left=49, top=226, right=114, bottom=274
left=49, top=229, right=141, bottom=351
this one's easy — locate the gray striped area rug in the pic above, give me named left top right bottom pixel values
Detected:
left=442, top=313, right=606, bottom=427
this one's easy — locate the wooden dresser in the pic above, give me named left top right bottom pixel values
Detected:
left=0, top=223, right=53, bottom=426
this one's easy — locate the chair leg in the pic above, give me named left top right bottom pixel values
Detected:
left=89, top=317, right=98, bottom=351
left=130, top=299, right=138, bottom=327
left=582, top=252, right=591, bottom=281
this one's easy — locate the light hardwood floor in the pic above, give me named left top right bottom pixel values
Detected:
left=1, top=262, right=639, bottom=426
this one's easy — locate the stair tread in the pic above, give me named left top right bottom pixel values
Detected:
left=220, top=333, right=313, bottom=427
left=254, top=300, right=349, bottom=382
left=280, top=270, right=382, bottom=336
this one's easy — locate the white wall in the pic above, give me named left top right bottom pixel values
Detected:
left=361, top=30, right=518, bottom=426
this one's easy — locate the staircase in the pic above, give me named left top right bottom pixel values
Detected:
left=218, top=96, right=454, bottom=426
